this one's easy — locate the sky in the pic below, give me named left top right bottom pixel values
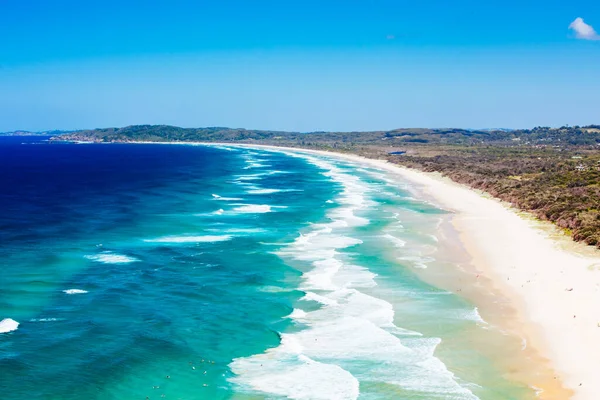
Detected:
left=1, top=0, right=599, bottom=132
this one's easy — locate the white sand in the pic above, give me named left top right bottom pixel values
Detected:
left=375, top=158, right=600, bottom=400
left=207, top=143, right=600, bottom=399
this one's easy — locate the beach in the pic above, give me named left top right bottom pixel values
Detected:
left=7, top=138, right=530, bottom=399
left=220, top=143, right=600, bottom=400
left=387, top=161, right=600, bottom=400
left=4, top=137, right=599, bottom=399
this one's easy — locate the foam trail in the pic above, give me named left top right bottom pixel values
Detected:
left=208, top=145, right=237, bottom=151
left=244, top=162, right=271, bottom=169
left=212, top=194, right=243, bottom=201
left=235, top=175, right=263, bottom=181
left=231, top=204, right=287, bottom=213
left=207, top=227, right=266, bottom=234
left=247, top=188, right=283, bottom=194
left=462, top=307, right=487, bottom=325
left=382, top=233, right=407, bottom=248
left=398, top=255, right=435, bottom=269
left=30, top=318, right=64, bottom=322
left=287, top=309, right=308, bottom=320
left=63, top=289, right=88, bottom=295
left=144, top=235, right=232, bottom=243
left=0, top=318, right=19, bottom=333
left=230, top=336, right=360, bottom=400
left=84, top=252, right=139, bottom=264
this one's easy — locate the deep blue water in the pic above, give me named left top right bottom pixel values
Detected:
left=0, top=137, right=535, bottom=399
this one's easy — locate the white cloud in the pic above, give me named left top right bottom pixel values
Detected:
left=569, top=17, right=600, bottom=40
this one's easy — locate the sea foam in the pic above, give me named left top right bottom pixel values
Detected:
left=0, top=318, right=19, bottom=333
left=84, top=252, right=139, bottom=264
left=232, top=204, right=287, bottom=213
left=63, top=289, right=88, bottom=295
left=382, top=233, right=407, bottom=248
left=287, top=309, right=308, bottom=320
left=144, top=235, right=232, bottom=243
left=461, top=307, right=487, bottom=325
left=230, top=151, right=478, bottom=400
left=246, top=188, right=286, bottom=194
left=230, top=336, right=360, bottom=400
left=243, top=162, right=271, bottom=169
left=30, top=318, right=64, bottom=322
left=234, top=175, right=263, bottom=181
left=212, top=194, right=243, bottom=201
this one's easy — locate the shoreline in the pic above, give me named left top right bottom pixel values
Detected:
left=200, top=142, right=600, bottom=399
left=100, top=140, right=599, bottom=398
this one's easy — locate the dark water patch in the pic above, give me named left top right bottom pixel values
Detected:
left=0, top=140, right=334, bottom=399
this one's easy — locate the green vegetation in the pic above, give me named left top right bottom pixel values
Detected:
left=56, top=125, right=600, bottom=248
left=396, top=147, right=600, bottom=247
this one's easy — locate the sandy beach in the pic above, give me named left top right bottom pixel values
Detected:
left=379, top=159, right=600, bottom=400
left=212, top=143, right=600, bottom=400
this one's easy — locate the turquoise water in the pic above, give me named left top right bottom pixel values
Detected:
left=0, top=139, right=534, bottom=399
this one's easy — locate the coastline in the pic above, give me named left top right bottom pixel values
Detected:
left=198, top=143, right=600, bottom=399
left=110, top=140, right=600, bottom=398
left=391, top=164, right=600, bottom=400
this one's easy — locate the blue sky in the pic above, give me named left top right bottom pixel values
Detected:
left=1, top=0, right=599, bottom=132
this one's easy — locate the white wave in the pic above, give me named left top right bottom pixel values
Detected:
left=382, top=233, right=407, bottom=248
left=301, top=292, right=339, bottom=306
left=84, top=252, right=139, bottom=264
left=230, top=336, right=360, bottom=400
left=209, top=145, right=237, bottom=151
left=331, top=264, right=378, bottom=289
left=144, top=235, right=232, bottom=243
left=248, top=187, right=302, bottom=195
left=234, top=287, right=477, bottom=399
left=244, top=162, right=271, bottom=169
left=230, top=149, right=477, bottom=399
left=328, top=207, right=369, bottom=228
left=287, top=309, right=308, bottom=321
left=206, top=227, right=266, bottom=234
left=277, top=230, right=362, bottom=262
left=258, top=286, right=294, bottom=293
left=63, top=289, right=88, bottom=295
left=214, top=209, right=225, bottom=215
left=0, top=318, right=19, bottom=333
left=235, top=175, right=263, bottom=181
left=461, top=307, right=487, bottom=325
left=232, top=204, right=286, bottom=213
left=398, top=255, right=435, bottom=269
left=30, top=318, right=64, bottom=322
left=212, top=194, right=243, bottom=201
left=301, top=258, right=343, bottom=291
left=247, top=188, right=283, bottom=194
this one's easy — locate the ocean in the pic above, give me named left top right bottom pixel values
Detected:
left=0, top=137, right=536, bottom=399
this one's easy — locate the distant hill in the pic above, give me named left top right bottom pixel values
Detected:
left=54, top=124, right=600, bottom=147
